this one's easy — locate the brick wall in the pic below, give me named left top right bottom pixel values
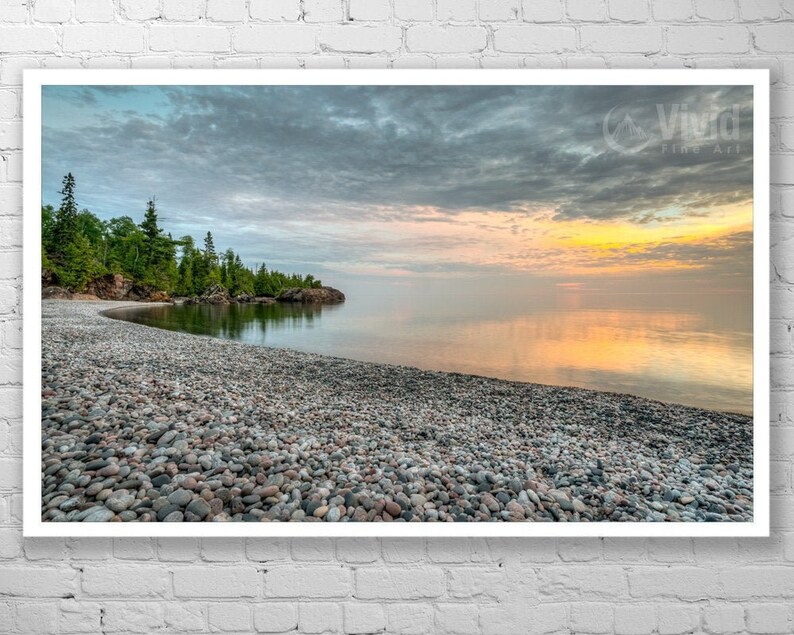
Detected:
left=1, top=1, right=793, bottom=632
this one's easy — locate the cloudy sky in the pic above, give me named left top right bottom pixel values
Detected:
left=41, top=83, right=754, bottom=291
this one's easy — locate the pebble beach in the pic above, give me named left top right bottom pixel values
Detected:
left=41, top=300, right=755, bottom=523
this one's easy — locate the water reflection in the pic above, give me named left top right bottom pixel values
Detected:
left=109, top=302, right=340, bottom=344
left=420, top=309, right=752, bottom=415
left=109, top=288, right=753, bottom=415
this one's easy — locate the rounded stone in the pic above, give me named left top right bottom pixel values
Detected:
left=82, top=507, right=115, bottom=522
left=106, top=495, right=135, bottom=513
left=186, top=498, right=211, bottom=519
left=313, top=505, right=329, bottom=518
left=167, top=489, right=193, bottom=507
left=384, top=501, right=401, bottom=517
left=261, top=485, right=280, bottom=498
left=97, top=464, right=120, bottom=477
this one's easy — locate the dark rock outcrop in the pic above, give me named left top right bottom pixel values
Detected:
left=84, top=274, right=133, bottom=300
left=42, top=286, right=72, bottom=300
left=181, top=286, right=344, bottom=306
left=148, top=291, right=171, bottom=303
left=185, top=284, right=232, bottom=305
left=43, top=273, right=171, bottom=302
left=86, top=274, right=166, bottom=302
left=276, top=286, right=345, bottom=304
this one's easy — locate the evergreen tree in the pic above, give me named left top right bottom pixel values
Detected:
left=41, top=205, right=55, bottom=254
left=137, top=198, right=178, bottom=289
left=76, top=209, right=106, bottom=246
left=204, top=231, right=217, bottom=264
left=160, top=232, right=179, bottom=292
left=141, top=198, right=160, bottom=245
left=253, top=264, right=270, bottom=296
left=200, top=231, right=221, bottom=288
left=59, top=233, right=100, bottom=291
left=140, top=197, right=163, bottom=276
left=105, top=216, right=145, bottom=278
left=174, top=236, right=196, bottom=295
left=52, top=173, right=78, bottom=255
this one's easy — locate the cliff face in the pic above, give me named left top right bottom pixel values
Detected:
left=42, top=272, right=171, bottom=302
left=86, top=274, right=170, bottom=302
left=276, top=286, right=346, bottom=304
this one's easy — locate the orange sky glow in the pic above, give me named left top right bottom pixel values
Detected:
left=290, top=200, right=752, bottom=282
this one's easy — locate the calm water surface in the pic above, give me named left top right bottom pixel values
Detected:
left=110, top=282, right=753, bottom=415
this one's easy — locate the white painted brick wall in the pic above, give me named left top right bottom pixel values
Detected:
left=0, top=1, right=792, bottom=632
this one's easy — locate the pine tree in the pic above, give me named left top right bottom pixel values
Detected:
left=200, top=231, right=221, bottom=289
left=139, top=197, right=163, bottom=285
left=41, top=205, right=55, bottom=253
left=137, top=197, right=178, bottom=289
left=141, top=198, right=160, bottom=245
left=59, top=232, right=100, bottom=291
left=177, top=255, right=194, bottom=296
left=204, top=231, right=217, bottom=263
left=53, top=173, right=78, bottom=255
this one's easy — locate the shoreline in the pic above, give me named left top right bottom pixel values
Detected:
left=101, top=300, right=751, bottom=418
left=41, top=300, right=754, bottom=523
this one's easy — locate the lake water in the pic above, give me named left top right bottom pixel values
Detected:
left=109, top=280, right=754, bottom=415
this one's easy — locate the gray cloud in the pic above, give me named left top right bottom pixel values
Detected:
left=41, top=84, right=754, bottom=274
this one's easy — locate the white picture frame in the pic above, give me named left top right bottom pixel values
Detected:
left=23, top=68, right=770, bottom=537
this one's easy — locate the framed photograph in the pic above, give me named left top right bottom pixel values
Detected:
left=23, top=69, right=769, bottom=537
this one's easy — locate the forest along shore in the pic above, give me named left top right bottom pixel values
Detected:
left=41, top=300, right=755, bottom=523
